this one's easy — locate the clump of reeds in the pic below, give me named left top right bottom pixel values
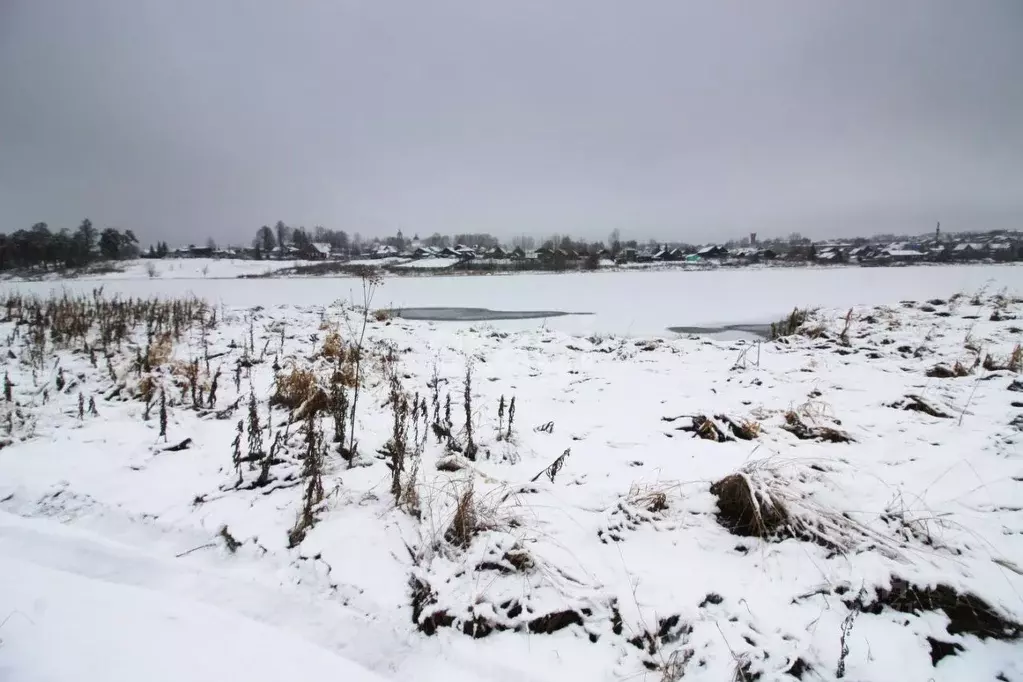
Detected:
left=770, top=307, right=812, bottom=340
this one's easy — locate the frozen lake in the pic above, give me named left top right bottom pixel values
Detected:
left=2, top=264, right=1021, bottom=336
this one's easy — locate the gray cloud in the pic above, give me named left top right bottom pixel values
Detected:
left=1, top=0, right=1021, bottom=245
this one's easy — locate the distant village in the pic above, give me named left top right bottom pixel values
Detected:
left=158, top=223, right=1023, bottom=271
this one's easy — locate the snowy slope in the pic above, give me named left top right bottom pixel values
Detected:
left=0, top=286, right=1021, bottom=681
left=0, top=512, right=388, bottom=682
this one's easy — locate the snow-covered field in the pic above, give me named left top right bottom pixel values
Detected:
left=2, top=262, right=1022, bottom=335
left=45, top=257, right=315, bottom=280
left=1, top=276, right=1022, bottom=682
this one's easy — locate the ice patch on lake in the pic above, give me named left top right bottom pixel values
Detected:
left=391, top=307, right=591, bottom=322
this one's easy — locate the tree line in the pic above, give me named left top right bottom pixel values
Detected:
left=245, top=222, right=653, bottom=259
left=251, top=222, right=356, bottom=258
left=0, top=220, right=140, bottom=271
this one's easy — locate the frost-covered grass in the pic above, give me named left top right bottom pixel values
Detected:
left=0, top=287, right=1022, bottom=681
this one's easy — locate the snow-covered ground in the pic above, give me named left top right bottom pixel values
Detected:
left=393, top=257, right=462, bottom=270
left=0, top=258, right=314, bottom=281
left=0, top=513, right=389, bottom=682
left=1, top=263, right=1021, bottom=336
left=0, top=281, right=1022, bottom=681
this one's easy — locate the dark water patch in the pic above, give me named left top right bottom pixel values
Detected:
left=668, top=323, right=772, bottom=339
left=390, top=307, right=591, bottom=322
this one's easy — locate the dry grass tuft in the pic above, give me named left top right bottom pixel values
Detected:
left=782, top=410, right=854, bottom=443
left=271, top=365, right=319, bottom=410
left=710, top=472, right=789, bottom=538
left=739, top=419, right=761, bottom=438
left=770, top=307, right=813, bottom=340
left=399, top=459, right=421, bottom=517
left=321, top=330, right=344, bottom=359
left=678, top=415, right=731, bottom=441
left=983, top=346, right=1022, bottom=373
left=445, top=485, right=479, bottom=549
left=373, top=309, right=392, bottom=322
left=716, top=414, right=761, bottom=440
left=927, top=361, right=973, bottom=378
left=332, top=361, right=357, bottom=388
left=137, top=375, right=157, bottom=403
left=626, top=482, right=677, bottom=513
left=439, top=482, right=518, bottom=551
left=710, top=460, right=899, bottom=555
left=147, top=332, right=174, bottom=367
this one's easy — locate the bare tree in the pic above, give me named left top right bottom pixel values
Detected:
left=255, top=226, right=276, bottom=255
left=609, top=228, right=622, bottom=256
left=275, top=221, right=291, bottom=251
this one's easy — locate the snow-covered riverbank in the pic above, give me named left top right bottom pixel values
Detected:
left=0, top=287, right=1021, bottom=681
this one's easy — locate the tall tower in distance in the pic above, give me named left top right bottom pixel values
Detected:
left=750, top=232, right=757, bottom=246
left=936, top=222, right=941, bottom=241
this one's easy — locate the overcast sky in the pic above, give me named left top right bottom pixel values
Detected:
left=1, top=1, right=1021, bottom=246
